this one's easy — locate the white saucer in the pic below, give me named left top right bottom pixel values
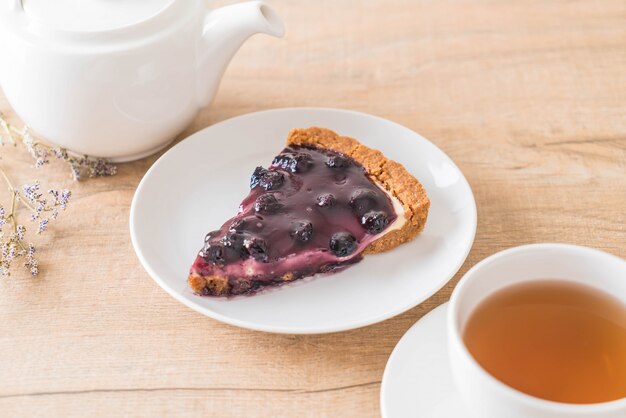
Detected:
left=381, top=302, right=466, bottom=418
left=130, top=108, right=476, bottom=334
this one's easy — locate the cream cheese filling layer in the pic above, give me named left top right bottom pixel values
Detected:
left=377, top=183, right=407, bottom=235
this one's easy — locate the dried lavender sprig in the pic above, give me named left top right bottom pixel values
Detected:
left=0, top=165, right=71, bottom=276
left=21, top=181, right=71, bottom=233
left=0, top=113, right=117, bottom=181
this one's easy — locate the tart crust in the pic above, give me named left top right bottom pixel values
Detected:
left=188, top=127, right=430, bottom=295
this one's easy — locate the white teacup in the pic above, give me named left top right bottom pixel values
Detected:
left=447, top=243, right=626, bottom=418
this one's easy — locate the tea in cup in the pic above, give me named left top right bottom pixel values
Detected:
left=448, top=244, right=626, bottom=418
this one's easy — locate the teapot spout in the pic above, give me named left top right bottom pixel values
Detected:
left=196, top=1, right=284, bottom=107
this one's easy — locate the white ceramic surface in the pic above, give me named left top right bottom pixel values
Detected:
left=381, top=302, right=467, bottom=418
left=448, top=244, right=626, bottom=418
left=0, top=0, right=284, bottom=160
left=23, top=0, right=176, bottom=32
left=130, top=108, right=477, bottom=334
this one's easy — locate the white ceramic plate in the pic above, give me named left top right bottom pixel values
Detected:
left=380, top=303, right=465, bottom=418
left=130, top=108, right=476, bottom=334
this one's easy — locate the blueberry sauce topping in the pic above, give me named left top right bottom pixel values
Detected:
left=349, top=189, right=379, bottom=217
left=192, top=145, right=398, bottom=294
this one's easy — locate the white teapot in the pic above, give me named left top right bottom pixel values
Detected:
left=0, top=0, right=284, bottom=161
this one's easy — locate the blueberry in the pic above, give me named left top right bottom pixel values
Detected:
left=222, top=232, right=248, bottom=258
left=250, top=167, right=284, bottom=190
left=271, top=154, right=290, bottom=170
left=250, top=166, right=265, bottom=188
left=317, top=193, right=335, bottom=207
left=329, top=232, right=358, bottom=257
left=201, top=242, right=226, bottom=265
left=349, top=189, right=378, bottom=216
left=264, top=171, right=284, bottom=190
left=272, top=151, right=313, bottom=173
left=290, top=220, right=313, bottom=242
left=228, top=218, right=250, bottom=232
left=230, top=220, right=244, bottom=231
left=243, top=236, right=268, bottom=262
left=230, top=217, right=264, bottom=232
left=326, top=154, right=351, bottom=168
left=229, top=219, right=247, bottom=232
left=254, top=193, right=283, bottom=214
left=361, top=210, right=389, bottom=234
left=204, top=230, right=221, bottom=243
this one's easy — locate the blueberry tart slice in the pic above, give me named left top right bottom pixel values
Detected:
left=188, top=127, right=430, bottom=296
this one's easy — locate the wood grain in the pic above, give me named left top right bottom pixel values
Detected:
left=1, top=0, right=625, bottom=417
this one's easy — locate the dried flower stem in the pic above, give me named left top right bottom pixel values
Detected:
left=0, top=112, right=117, bottom=180
left=0, top=166, right=25, bottom=234
left=7, top=195, right=27, bottom=253
left=0, top=112, right=96, bottom=276
left=0, top=163, right=71, bottom=275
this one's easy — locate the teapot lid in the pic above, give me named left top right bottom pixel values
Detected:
left=22, top=0, right=178, bottom=32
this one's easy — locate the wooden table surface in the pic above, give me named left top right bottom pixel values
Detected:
left=1, top=0, right=625, bottom=417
